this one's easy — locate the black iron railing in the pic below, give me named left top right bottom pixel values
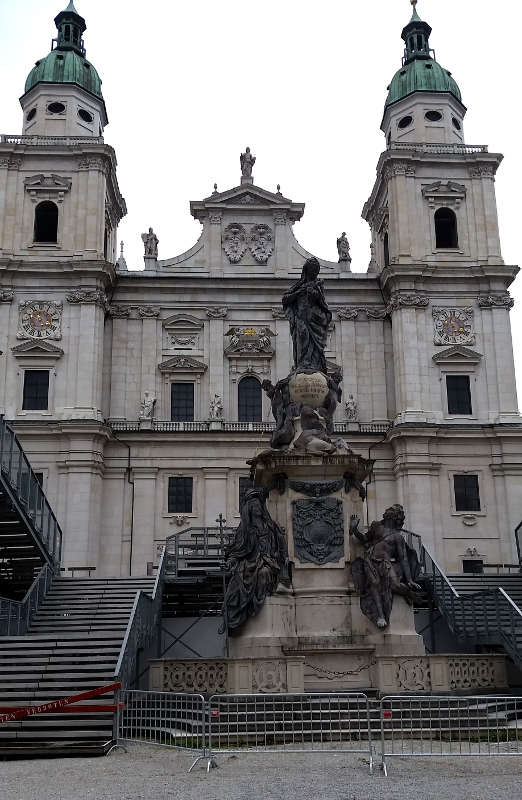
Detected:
left=114, top=547, right=166, bottom=688
left=0, top=416, right=62, bottom=568
left=0, top=562, right=54, bottom=636
left=165, top=526, right=234, bottom=579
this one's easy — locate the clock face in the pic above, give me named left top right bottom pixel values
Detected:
left=19, top=302, right=61, bottom=340
left=441, top=315, right=466, bottom=337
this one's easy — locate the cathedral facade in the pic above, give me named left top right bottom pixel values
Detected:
left=0, top=3, right=520, bottom=577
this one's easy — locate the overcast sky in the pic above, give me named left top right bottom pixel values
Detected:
left=1, top=0, right=521, bottom=392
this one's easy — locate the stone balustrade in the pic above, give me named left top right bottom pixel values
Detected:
left=150, top=654, right=507, bottom=695
left=109, top=420, right=391, bottom=434
left=0, top=134, right=104, bottom=146
left=388, top=142, right=488, bottom=154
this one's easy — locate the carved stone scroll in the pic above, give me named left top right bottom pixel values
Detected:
left=292, top=497, right=344, bottom=565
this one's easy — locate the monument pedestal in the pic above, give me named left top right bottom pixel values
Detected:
left=228, top=451, right=425, bottom=691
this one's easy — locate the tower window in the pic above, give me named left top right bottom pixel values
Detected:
left=78, top=108, right=93, bottom=123
left=435, top=207, right=458, bottom=248
left=168, top=477, right=193, bottom=513
left=26, top=108, right=37, bottom=122
left=383, top=232, right=390, bottom=267
left=171, top=383, right=194, bottom=422
left=446, top=376, right=472, bottom=415
left=452, top=117, right=462, bottom=131
left=416, top=35, right=423, bottom=49
left=64, top=24, right=70, bottom=41
left=454, top=474, right=480, bottom=512
left=22, top=370, right=49, bottom=411
left=238, top=377, right=262, bottom=422
left=47, top=102, right=66, bottom=114
left=398, top=115, right=413, bottom=129
left=34, top=201, right=58, bottom=243
left=425, top=110, right=442, bottom=122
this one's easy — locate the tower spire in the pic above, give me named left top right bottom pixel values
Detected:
left=401, top=0, right=432, bottom=64
left=53, top=2, right=87, bottom=57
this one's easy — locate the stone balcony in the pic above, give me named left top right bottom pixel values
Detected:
left=0, top=134, right=104, bottom=146
left=109, top=420, right=392, bottom=434
left=388, top=141, right=488, bottom=154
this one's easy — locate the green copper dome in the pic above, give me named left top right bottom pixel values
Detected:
left=385, top=58, right=461, bottom=108
left=24, top=49, right=103, bottom=100
left=384, top=5, right=462, bottom=109
left=23, top=3, right=103, bottom=101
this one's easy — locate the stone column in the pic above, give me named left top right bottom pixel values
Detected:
left=209, top=212, right=223, bottom=277
left=203, top=467, right=229, bottom=527
left=273, top=212, right=287, bottom=276
left=208, top=318, right=225, bottom=419
left=131, top=467, right=158, bottom=575
left=141, top=315, right=158, bottom=414
left=98, top=467, right=128, bottom=576
left=109, top=317, right=128, bottom=419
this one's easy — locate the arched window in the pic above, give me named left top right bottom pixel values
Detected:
left=435, top=207, right=458, bottom=248
left=34, top=201, right=58, bottom=243
left=238, top=377, right=262, bottom=422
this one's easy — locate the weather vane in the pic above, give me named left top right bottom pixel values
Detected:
left=411, top=0, right=418, bottom=7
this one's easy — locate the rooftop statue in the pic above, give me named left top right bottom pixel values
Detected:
left=141, top=227, right=159, bottom=258
left=349, top=505, right=421, bottom=628
left=240, top=147, right=256, bottom=177
left=282, top=257, right=332, bottom=374
left=336, top=232, right=351, bottom=262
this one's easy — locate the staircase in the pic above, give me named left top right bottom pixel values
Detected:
left=0, top=576, right=155, bottom=756
left=421, top=545, right=522, bottom=672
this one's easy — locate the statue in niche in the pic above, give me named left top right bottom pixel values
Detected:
left=139, top=391, right=156, bottom=419
left=336, top=232, right=351, bottom=262
left=209, top=394, right=223, bottom=419
left=240, top=146, right=256, bottom=177
left=282, top=257, right=332, bottom=374
left=141, top=227, right=159, bottom=257
left=345, top=394, right=357, bottom=420
left=220, top=485, right=289, bottom=632
left=349, top=505, right=421, bottom=628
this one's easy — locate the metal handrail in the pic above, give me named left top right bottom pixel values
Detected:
left=515, top=521, right=522, bottom=570
left=0, top=416, right=62, bottom=569
left=0, top=563, right=54, bottom=636
left=114, top=547, right=166, bottom=688
left=165, top=526, right=234, bottom=578
left=419, top=536, right=522, bottom=671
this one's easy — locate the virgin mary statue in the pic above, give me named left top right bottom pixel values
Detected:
left=282, top=257, right=332, bottom=374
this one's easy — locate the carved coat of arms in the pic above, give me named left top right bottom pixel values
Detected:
left=222, top=223, right=247, bottom=263
left=292, top=497, right=344, bottom=565
left=249, top=223, right=274, bottom=263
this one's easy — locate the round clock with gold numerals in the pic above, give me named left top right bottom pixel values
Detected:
left=433, top=306, right=475, bottom=346
left=17, top=301, right=62, bottom=340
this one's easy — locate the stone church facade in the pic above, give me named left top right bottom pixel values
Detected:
left=0, top=3, right=520, bottom=577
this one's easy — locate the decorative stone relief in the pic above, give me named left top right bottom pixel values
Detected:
left=67, top=288, right=109, bottom=309
left=108, top=305, right=131, bottom=317
left=271, top=308, right=286, bottom=319
left=0, top=156, right=20, bottom=169
left=249, top=223, right=274, bottom=263
left=386, top=293, right=429, bottom=313
left=163, top=314, right=202, bottom=349
left=253, top=661, right=286, bottom=693
left=209, top=211, right=222, bottom=224
left=384, top=163, right=416, bottom=179
left=24, top=173, right=70, bottom=203
left=222, top=222, right=247, bottom=262
left=288, top=479, right=344, bottom=497
left=365, top=308, right=388, bottom=319
left=469, top=165, right=496, bottom=178
left=17, top=300, right=62, bottom=341
left=164, top=661, right=228, bottom=693
left=229, top=362, right=270, bottom=380
left=449, top=657, right=499, bottom=690
left=158, top=355, right=207, bottom=373
left=170, top=515, right=189, bottom=526
left=292, top=497, right=344, bottom=565
left=478, top=294, right=514, bottom=308
left=396, top=659, right=431, bottom=692
left=336, top=308, right=358, bottom=320
left=172, top=335, right=196, bottom=347
left=11, top=339, right=64, bottom=360
left=228, top=194, right=268, bottom=205
left=432, top=306, right=475, bottom=346
left=225, top=326, right=275, bottom=356
left=422, top=180, right=467, bottom=210
left=138, top=306, right=160, bottom=317
left=462, top=515, right=477, bottom=526
left=273, top=212, right=287, bottom=225
left=206, top=307, right=228, bottom=318
left=0, top=290, right=14, bottom=302
left=78, top=156, right=106, bottom=171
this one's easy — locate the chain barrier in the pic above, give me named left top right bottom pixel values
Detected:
left=303, top=659, right=377, bottom=677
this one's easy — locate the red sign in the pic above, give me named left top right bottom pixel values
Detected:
left=0, top=682, right=122, bottom=724
left=211, top=708, right=219, bottom=717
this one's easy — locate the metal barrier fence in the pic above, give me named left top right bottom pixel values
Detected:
left=380, top=695, right=522, bottom=775
left=206, top=693, right=373, bottom=771
left=118, top=690, right=208, bottom=769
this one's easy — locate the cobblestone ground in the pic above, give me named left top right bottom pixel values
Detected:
left=1, top=744, right=522, bottom=800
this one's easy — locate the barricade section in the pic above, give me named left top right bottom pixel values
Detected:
left=118, top=690, right=206, bottom=761
left=207, top=692, right=373, bottom=771
left=380, top=695, right=522, bottom=775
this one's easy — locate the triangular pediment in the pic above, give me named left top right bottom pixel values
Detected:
left=432, top=346, right=483, bottom=364
left=190, top=183, right=304, bottom=222
left=11, top=340, right=64, bottom=358
left=158, top=355, right=207, bottom=373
